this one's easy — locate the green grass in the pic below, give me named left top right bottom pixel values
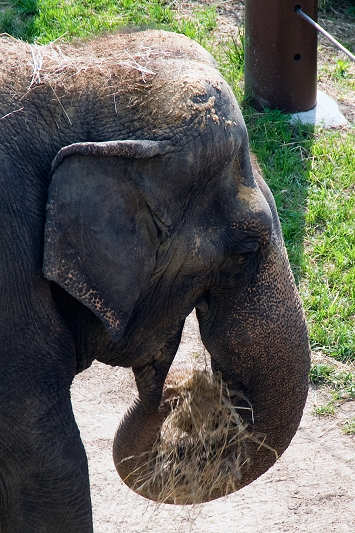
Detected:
left=1, top=0, right=355, bottom=362
left=320, top=0, right=355, bottom=15
left=343, top=418, right=355, bottom=434
left=301, top=132, right=355, bottom=359
left=0, top=0, right=38, bottom=40
left=310, top=363, right=355, bottom=400
left=314, top=403, right=336, bottom=416
left=0, top=0, right=217, bottom=44
left=310, top=362, right=355, bottom=420
left=220, top=29, right=245, bottom=102
left=1, top=0, right=161, bottom=41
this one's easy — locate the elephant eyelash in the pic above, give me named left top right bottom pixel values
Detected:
left=229, top=239, right=260, bottom=259
left=230, top=243, right=261, bottom=268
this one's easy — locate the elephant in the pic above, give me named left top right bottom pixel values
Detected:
left=0, top=29, right=310, bottom=532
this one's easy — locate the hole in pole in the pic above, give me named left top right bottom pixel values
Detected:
left=294, top=5, right=302, bottom=12
left=294, top=54, right=302, bottom=61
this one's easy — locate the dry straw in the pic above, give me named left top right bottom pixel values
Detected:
left=125, top=367, right=278, bottom=505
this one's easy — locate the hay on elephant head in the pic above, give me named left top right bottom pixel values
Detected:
left=129, top=367, right=278, bottom=505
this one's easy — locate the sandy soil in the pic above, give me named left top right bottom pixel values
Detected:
left=71, top=312, right=355, bottom=533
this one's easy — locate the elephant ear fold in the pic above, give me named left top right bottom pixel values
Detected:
left=43, top=139, right=170, bottom=342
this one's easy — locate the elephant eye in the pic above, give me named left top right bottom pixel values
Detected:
left=230, top=238, right=260, bottom=258
left=230, top=239, right=260, bottom=267
left=230, top=253, right=247, bottom=265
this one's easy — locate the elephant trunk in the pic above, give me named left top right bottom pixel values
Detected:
left=197, top=239, right=311, bottom=492
left=113, top=399, right=165, bottom=498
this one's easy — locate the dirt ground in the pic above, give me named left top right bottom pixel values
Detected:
left=71, top=311, right=355, bottom=533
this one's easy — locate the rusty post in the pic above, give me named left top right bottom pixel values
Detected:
left=245, top=1, right=318, bottom=112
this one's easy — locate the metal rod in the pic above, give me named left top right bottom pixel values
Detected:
left=295, top=7, right=355, bottom=62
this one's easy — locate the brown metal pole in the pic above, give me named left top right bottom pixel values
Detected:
left=245, top=1, right=318, bottom=112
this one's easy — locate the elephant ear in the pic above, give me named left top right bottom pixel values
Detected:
left=43, top=139, right=170, bottom=342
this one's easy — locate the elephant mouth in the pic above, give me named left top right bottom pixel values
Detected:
left=113, top=366, right=278, bottom=504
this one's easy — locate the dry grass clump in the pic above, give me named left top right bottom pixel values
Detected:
left=0, top=29, right=213, bottom=91
left=0, top=34, right=158, bottom=89
left=130, top=367, right=277, bottom=505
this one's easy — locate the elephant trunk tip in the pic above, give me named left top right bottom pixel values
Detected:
left=113, top=366, right=278, bottom=504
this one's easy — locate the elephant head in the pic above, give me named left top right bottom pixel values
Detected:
left=40, top=31, right=310, bottom=504
left=109, top=163, right=310, bottom=503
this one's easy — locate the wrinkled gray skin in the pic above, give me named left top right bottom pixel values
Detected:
left=0, top=30, right=310, bottom=532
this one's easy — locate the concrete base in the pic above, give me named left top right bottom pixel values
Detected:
left=290, top=89, right=348, bottom=128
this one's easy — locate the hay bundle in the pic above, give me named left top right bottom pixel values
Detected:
left=128, top=367, right=277, bottom=504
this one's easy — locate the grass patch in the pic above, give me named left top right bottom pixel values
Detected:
left=319, top=0, right=355, bottom=16
left=1, top=0, right=175, bottom=42
left=0, top=0, right=217, bottom=44
left=219, top=28, right=245, bottom=102
left=343, top=418, right=355, bottom=434
left=0, top=0, right=38, bottom=40
left=171, top=5, right=217, bottom=44
left=314, top=403, right=336, bottom=416
left=301, top=131, right=355, bottom=360
left=310, top=363, right=355, bottom=399
left=310, top=361, right=355, bottom=416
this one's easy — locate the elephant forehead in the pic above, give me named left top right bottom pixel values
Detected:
left=0, top=31, right=242, bottom=163
left=133, top=63, right=230, bottom=128
left=113, top=61, right=243, bottom=153
left=0, top=33, right=238, bottom=129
